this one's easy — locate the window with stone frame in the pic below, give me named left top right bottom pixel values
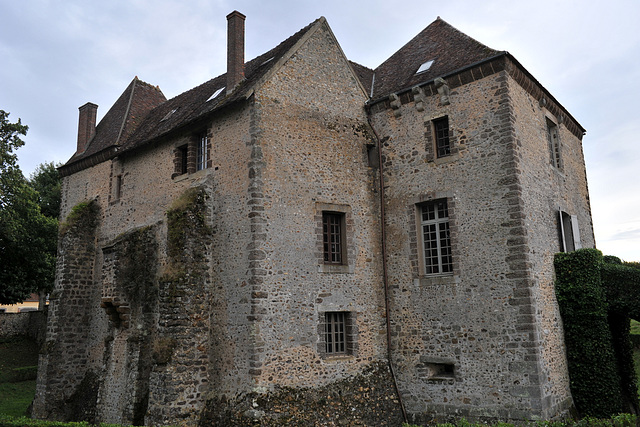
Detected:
left=318, top=311, right=357, bottom=357
left=323, top=212, right=346, bottom=265
left=547, top=118, right=562, bottom=169
left=433, top=116, right=451, bottom=158
left=419, top=199, right=453, bottom=275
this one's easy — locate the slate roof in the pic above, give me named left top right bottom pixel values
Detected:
left=64, top=18, right=320, bottom=172
left=349, top=61, right=374, bottom=97
left=67, top=78, right=166, bottom=162
left=371, top=17, right=502, bottom=100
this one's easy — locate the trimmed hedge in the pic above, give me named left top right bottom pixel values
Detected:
left=555, top=249, right=625, bottom=418
left=555, top=249, right=640, bottom=418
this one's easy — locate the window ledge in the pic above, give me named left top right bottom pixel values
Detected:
left=415, top=274, right=457, bottom=287
left=433, top=152, right=460, bottom=165
left=318, top=264, right=353, bottom=274
left=322, top=354, right=353, bottom=362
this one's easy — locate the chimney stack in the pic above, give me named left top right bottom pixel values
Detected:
left=226, top=10, right=246, bottom=94
left=77, top=102, right=98, bottom=154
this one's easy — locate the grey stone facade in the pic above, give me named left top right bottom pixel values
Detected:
left=33, top=13, right=593, bottom=426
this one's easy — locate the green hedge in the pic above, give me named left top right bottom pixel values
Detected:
left=554, top=249, right=625, bottom=417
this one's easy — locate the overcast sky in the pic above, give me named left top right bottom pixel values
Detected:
left=1, top=0, right=639, bottom=261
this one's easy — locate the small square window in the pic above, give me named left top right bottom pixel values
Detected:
left=433, top=116, right=451, bottom=158
left=323, top=212, right=346, bottom=265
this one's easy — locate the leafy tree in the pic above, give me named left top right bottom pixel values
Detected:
left=0, top=110, right=58, bottom=305
left=29, top=161, right=61, bottom=219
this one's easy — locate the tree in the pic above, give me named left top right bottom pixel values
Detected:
left=0, top=110, right=58, bottom=305
left=30, top=161, right=62, bottom=219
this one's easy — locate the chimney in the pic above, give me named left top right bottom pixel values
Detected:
left=77, top=102, right=98, bottom=153
left=226, top=10, right=246, bottom=94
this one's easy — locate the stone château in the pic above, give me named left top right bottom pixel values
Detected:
left=33, top=11, right=593, bottom=426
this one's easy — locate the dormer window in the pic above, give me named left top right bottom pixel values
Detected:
left=416, top=60, right=434, bottom=74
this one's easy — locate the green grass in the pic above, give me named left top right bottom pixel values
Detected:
left=0, top=380, right=37, bottom=417
left=0, top=336, right=39, bottom=417
left=630, top=319, right=640, bottom=335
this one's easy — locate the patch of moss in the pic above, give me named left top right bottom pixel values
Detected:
left=166, top=187, right=210, bottom=262
left=59, top=200, right=99, bottom=236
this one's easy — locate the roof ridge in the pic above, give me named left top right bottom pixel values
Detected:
left=115, top=77, right=138, bottom=145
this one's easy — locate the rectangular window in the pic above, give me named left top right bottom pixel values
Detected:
left=547, top=119, right=561, bottom=168
left=433, top=116, right=451, bottom=158
left=325, top=312, right=347, bottom=355
left=114, top=175, right=122, bottom=200
left=323, top=212, right=345, bottom=264
left=559, top=210, right=582, bottom=252
left=196, top=134, right=208, bottom=171
left=420, top=200, right=453, bottom=275
left=425, top=362, right=455, bottom=379
left=178, top=145, right=188, bottom=175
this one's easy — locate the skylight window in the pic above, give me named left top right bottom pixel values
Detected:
left=416, top=60, right=435, bottom=74
left=161, top=108, right=178, bottom=122
left=206, top=87, right=225, bottom=102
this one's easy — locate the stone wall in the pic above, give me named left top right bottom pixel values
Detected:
left=247, top=21, right=388, bottom=391
left=368, top=61, right=589, bottom=423
left=508, top=71, right=594, bottom=418
left=33, top=200, right=101, bottom=422
left=0, top=311, right=46, bottom=343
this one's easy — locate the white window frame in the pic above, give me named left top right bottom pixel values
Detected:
left=419, top=200, right=453, bottom=275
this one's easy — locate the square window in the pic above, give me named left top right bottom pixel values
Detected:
left=323, top=212, right=346, bottom=265
left=419, top=199, right=453, bottom=275
left=433, top=116, right=451, bottom=158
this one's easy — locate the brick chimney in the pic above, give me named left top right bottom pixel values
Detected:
left=226, top=10, right=246, bottom=94
left=77, top=102, right=98, bottom=154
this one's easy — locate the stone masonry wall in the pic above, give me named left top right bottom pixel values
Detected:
left=248, top=21, right=388, bottom=394
left=369, top=68, right=573, bottom=423
left=509, top=71, right=594, bottom=418
left=33, top=200, right=101, bottom=423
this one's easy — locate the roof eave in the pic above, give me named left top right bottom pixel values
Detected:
left=367, top=51, right=586, bottom=138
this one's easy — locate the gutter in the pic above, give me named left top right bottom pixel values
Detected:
left=366, top=113, right=408, bottom=423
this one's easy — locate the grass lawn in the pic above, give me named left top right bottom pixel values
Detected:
left=0, top=380, right=37, bottom=417
left=0, top=337, right=39, bottom=417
